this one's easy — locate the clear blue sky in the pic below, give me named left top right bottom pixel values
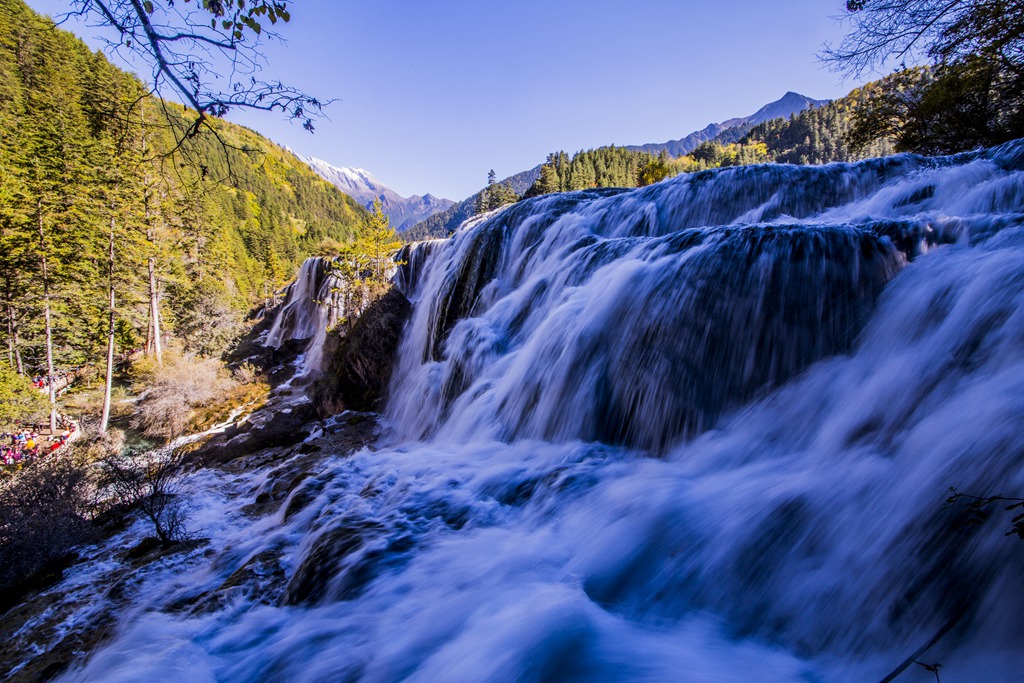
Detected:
left=27, top=0, right=863, bottom=200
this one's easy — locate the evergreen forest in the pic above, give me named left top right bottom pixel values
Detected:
left=520, top=72, right=917, bottom=200
left=0, top=0, right=368, bottom=382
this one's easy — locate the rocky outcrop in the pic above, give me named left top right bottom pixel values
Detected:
left=190, top=401, right=318, bottom=467
left=313, top=287, right=412, bottom=416
left=224, top=307, right=309, bottom=387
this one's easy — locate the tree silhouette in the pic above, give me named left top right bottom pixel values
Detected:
left=60, top=1, right=328, bottom=143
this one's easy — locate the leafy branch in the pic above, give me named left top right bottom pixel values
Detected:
left=57, top=0, right=330, bottom=145
left=946, top=487, right=1024, bottom=539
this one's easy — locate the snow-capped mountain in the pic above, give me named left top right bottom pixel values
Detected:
left=301, top=156, right=454, bottom=231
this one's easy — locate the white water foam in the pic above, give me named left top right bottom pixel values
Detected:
left=48, top=141, right=1024, bottom=682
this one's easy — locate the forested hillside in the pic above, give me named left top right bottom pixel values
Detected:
left=404, top=166, right=541, bottom=240
left=627, top=91, right=828, bottom=158
left=735, top=76, right=900, bottom=164
left=517, top=73, right=909, bottom=200
left=524, top=148, right=657, bottom=195
left=0, top=0, right=367, bottom=377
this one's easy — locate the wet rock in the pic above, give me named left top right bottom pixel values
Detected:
left=124, top=538, right=210, bottom=566
left=0, top=606, right=119, bottom=683
left=233, top=417, right=377, bottom=519
left=191, top=401, right=316, bottom=466
left=124, top=536, right=163, bottom=560
left=0, top=537, right=210, bottom=682
left=0, top=551, right=78, bottom=617
left=313, top=287, right=412, bottom=416
left=281, top=518, right=414, bottom=606
left=225, top=313, right=308, bottom=387
left=178, top=547, right=288, bottom=616
left=282, top=476, right=327, bottom=522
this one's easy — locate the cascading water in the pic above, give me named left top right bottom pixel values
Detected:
left=265, top=250, right=408, bottom=380
left=263, top=256, right=342, bottom=377
left=51, top=142, right=1024, bottom=682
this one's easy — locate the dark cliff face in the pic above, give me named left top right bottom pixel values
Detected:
left=313, top=287, right=413, bottom=416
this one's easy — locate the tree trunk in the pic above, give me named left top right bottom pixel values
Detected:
left=5, top=304, right=23, bottom=375
left=141, top=100, right=163, bottom=365
left=100, top=211, right=116, bottom=434
left=148, top=255, right=162, bottom=364
left=146, top=308, right=153, bottom=356
left=0, top=223, right=24, bottom=375
left=193, top=193, right=203, bottom=282
left=37, top=201, right=56, bottom=433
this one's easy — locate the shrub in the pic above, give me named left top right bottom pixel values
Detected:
left=0, top=449, right=96, bottom=607
left=232, top=361, right=261, bottom=385
left=99, top=449, right=190, bottom=547
left=131, top=353, right=236, bottom=443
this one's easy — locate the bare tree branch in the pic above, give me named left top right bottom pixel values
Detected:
left=822, top=0, right=967, bottom=76
left=822, top=0, right=1024, bottom=77
left=53, top=0, right=331, bottom=146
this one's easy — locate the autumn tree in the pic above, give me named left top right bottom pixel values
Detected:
left=638, top=151, right=676, bottom=186
left=362, top=199, right=402, bottom=282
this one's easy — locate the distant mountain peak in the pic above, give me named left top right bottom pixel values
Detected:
left=300, top=156, right=454, bottom=231
left=628, top=91, right=829, bottom=158
left=745, top=92, right=829, bottom=127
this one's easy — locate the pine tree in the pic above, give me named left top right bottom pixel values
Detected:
left=0, top=0, right=370, bottom=376
left=329, top=199, right=403, bottom=332
left=476, top=169, right=518, bottom=213
left=362, top=199, right=402, bottom=283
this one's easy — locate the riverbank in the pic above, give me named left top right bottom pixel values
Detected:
left=0, top=395, right=378, bottom=681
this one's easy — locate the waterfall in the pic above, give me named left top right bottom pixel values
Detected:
left=384, top=144, right=1022, bottom=450
left=263, top=257, right=341, bottom=376
left=266, top=248, right=413, bottom=379
left=53, top=141, right=1024, bottom=682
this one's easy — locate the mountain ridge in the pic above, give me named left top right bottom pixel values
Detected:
left=627, top=91, right=829, bottom=157
left=403, top=165, right=542, bottom=241
left=405, top=91, right=829, bottom=239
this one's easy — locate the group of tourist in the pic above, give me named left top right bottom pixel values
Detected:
left=31, top=370, right=78, bottom=396
left=0, top=417, right=77, bottom=465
